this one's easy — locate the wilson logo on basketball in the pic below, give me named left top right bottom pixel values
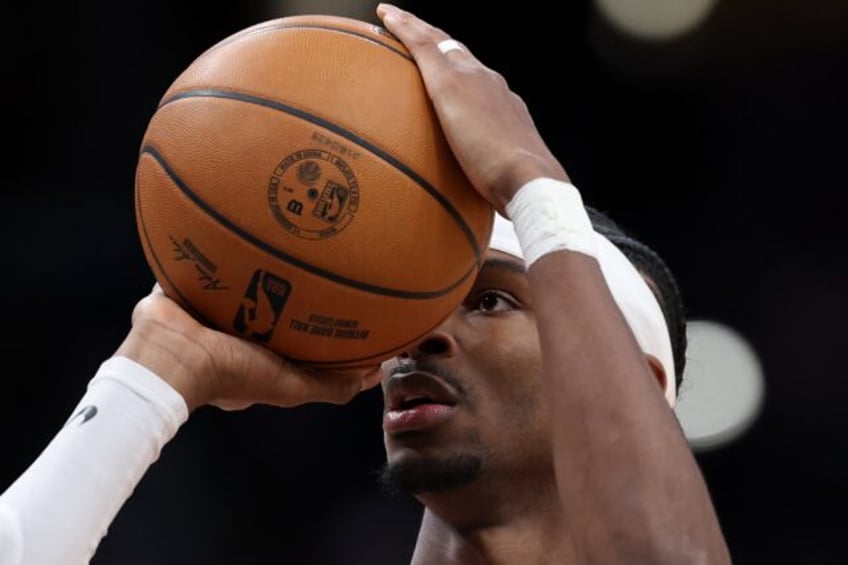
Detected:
left=268, top=149, right=360, bottom=240
left=135, top=14, right=495, bottom=367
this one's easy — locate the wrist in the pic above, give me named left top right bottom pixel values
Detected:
left=493, top=152, right=570, bottom=212
left=504, top=178, right=596, bottom=266
left=114, top=320, right=210, bottom=412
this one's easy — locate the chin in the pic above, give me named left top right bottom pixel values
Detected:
left=379, top=451, right=483, bottom=496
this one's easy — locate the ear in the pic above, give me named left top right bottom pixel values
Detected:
left=645, top=354, right=675, bottom=408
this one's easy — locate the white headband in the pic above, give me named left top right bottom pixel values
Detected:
left=490, top=213, right=677, bottom=406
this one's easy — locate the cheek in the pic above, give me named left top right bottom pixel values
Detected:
left=475, top=321, right=548, bottom=423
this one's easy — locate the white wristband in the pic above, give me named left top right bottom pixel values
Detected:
left=504, top=178, right=596, bottom=267
left=490, top=184, right=677, bottom=405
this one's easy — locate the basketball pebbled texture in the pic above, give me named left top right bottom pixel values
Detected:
left=134, top=14, right=494, bottom=368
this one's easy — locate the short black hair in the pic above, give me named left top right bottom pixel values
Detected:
left=585, top=206, right=687, bottom=392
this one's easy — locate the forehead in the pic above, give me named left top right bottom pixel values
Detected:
left=481, top=249, right=526, bottom=275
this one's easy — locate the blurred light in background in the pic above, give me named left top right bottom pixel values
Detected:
left=676, top=319, right=765, bottom=451
left=594, top=0, right=719, bottom=41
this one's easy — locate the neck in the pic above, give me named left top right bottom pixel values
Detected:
left=409, top=482, right=575, bottom=565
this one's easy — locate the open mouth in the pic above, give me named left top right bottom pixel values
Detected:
left=383, top=371, right=460, bottom=432
left=386, top=372, right=459, bottom=411
left=391, top=394, right=455, bottom=411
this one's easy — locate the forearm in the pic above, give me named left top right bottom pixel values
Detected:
left=0, top=357, right=187, bottom=565
left=499, top=174, right=728, bottom=560
left=529, top=251, right=729, bottom=563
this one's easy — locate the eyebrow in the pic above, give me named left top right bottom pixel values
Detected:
left=481, top=257, right=526, bottom=275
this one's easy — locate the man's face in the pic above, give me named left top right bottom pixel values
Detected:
left=379, top=250, right=551, bottom=495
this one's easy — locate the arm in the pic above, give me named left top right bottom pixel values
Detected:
left=0, top=287, right=379, bottom=565
left=376, top=4, right=730, bottom=563
left=529, top=249, right=728, bottom=563
left=0, top=357, right=187, bottom=565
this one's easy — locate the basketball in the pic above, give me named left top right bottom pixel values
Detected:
left=134, top=14, right=494, bottom=369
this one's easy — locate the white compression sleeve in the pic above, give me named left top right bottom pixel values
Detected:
left=0, top=356, right=188, bottom=565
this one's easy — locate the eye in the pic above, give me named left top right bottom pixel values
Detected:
left=470, top=290, right=517, bottom=313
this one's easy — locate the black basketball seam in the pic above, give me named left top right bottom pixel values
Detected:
left=137, top=175, right=452, bottom=366
left=162, top=19, right=485, bottom=260
left=134, top=179, right=220, bottom=330
left=139, top=145, right=478, bottom=300
left=157, top=89, right=485, bottom=263
left=200, top=21, right=411, bottom=63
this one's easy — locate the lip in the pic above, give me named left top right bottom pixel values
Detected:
left=382, top=371, right=459, bottom=433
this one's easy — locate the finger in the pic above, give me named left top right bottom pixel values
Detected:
left=131, top=290, right=161, bottom=324
left=131, top=282, right=175, bottom=325
left=435, top=38, right=466, bottom=57
left=359, top=366, right=384, bottom=392
left=306, top=374, right=364, bottom=405
left=278, top=365, right=366, bottom=406
left=376, top=4, right=478, bottom=72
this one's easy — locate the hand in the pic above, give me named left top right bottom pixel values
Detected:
left=376, top=3, right=570, bottom=215
left=114, top=285, right=382, bottom=412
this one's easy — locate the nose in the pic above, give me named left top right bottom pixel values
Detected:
left=403, top=315, right=460, bottom=360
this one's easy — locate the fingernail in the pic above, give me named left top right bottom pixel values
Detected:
left=377, top=3, right=398, bottom=20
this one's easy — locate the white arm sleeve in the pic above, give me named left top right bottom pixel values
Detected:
left=0, top=356, right=189, bottom=565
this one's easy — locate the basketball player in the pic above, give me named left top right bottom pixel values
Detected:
left=0, top=4, right=730, bottom=564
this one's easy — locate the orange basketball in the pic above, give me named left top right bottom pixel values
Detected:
left=134, top=15, right=494, bottom=369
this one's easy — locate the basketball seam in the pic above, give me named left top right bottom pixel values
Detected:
left=199, top=22, right=412, bottom=63
left=137, top=177, right=455, bottom=366
left=138, top=145, right=478, bottom=300
left=158, top=89, right=485, bottom=264
left=137, top=181, right=444, bottom=366
left=134, top=179, right=220, bottom=330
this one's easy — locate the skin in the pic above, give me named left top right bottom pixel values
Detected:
left=374, top=5, right=730, bottom=563
left=382, top=250, right=566, bottom=563
left=115, top=285, right=382, bottom=412
left=114, top=4, right=731, bottom=563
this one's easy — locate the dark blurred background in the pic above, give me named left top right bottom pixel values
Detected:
left=1, top=1, right=846, bottom=563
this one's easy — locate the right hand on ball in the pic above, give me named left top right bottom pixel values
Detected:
left=376, top=4, right=570, bottom=216
left=114, top=284, right=382, bottom=412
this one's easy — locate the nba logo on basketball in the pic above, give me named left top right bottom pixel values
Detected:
left=135, top=15, right=494, bottom=365
left=234, top=270, right=292, bottom=342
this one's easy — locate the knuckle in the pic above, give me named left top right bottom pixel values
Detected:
left=329, top=383, right=360, bottom=405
